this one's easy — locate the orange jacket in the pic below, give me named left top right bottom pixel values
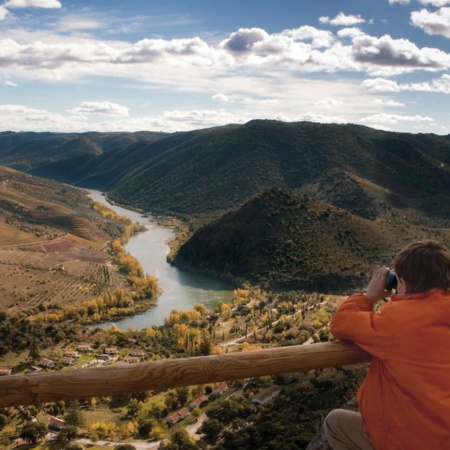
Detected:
left=331, top=289, right=450, bottom=450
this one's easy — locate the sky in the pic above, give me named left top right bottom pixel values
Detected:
left=0, top=0, right=450, bottom=134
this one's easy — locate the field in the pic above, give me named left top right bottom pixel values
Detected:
left=0, top=235, right=125, bottom=313
left=0, top=168, right=133, bottom=313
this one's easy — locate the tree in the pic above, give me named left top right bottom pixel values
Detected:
left=168, top=428, right=198, bottom=450
left=176, top=386, right=189, bottom=406
left=200, top=418, right=223, bottom=440
left=28, top=337, right=40, bottom=361
left=55, top=425, right=78, bottom=445
left=19, top=421, right=47, bottom=445
left=65, top=400, right=86, bottom=428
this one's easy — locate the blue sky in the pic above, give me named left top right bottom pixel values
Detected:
left=0, top=0, right=449, bottom=134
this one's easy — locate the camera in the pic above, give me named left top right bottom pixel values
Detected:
left=385, top=269, right=397, bottom=290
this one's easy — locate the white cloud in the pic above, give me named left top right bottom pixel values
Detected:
left=319, top=12, right=365, bottom=26
left=362, top=74, right=450, bottom=93
left=372, top=98, right=405, bottom=106
left=5, top=0, right=61, bottom=8
left=389, top=0, right=410, bottom=4
left=418, top=0, right=450, bottom=6
left=315, top=97, right=342, bottom=108
left=337, top=27, right=365, bottom=39
left=351, top=34, right=450, bottom=72
left=282, top=26, right=335, bottom=48
left=361, top=113, right=434, bottom=125
left=68, top=101, right=129, bottom=117
left=411, top=7, right=450, bottom=38
left=212, top=93, right=230, bottom=102
left=0, top=6, right=9, bottom=20
left=3, top=81, right=17, bottom=87
left=219, top=28, right=269, bottom=54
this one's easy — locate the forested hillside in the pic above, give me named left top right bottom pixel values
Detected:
left=1, top=121, right=450, bottom=227
left=172, top=187, right=439, bottom=292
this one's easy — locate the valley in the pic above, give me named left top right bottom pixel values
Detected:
left=0, top=121, right=449, bottom=449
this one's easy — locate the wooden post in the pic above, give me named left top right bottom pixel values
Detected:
left=0, top=341, right=371, bottom=407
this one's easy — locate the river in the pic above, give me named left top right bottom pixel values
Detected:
left=88, top=190, right=233, bottom=329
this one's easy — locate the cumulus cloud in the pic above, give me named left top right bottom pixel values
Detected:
left=337, top=27, right=365, bottom=39
left=0, top=6, right=9, bottom=20
left=411, top=7, right=450, bottom=38
left=372, top=98, right=405, bottom=106
left=212, top=93, right=230, bottom=102
left=319, top=12, right=365, bottom=26
left=361, top=113, right=434, bottom=125
left=362, top=74, right=450, bottom=93
left=5, top=0, right=61, bottom=8
left=315, top=97, right=342, bottom=108
left=220, top=28, right=269, bottom=53
left=282, top=26, right=335, bottom=48
left=68, top=101, right=129, bottom=116
left=389, top=0, right=410, bottom=4
left=351, top=34, right=450, bottom=71
left=418, top=0, right=450, bottom=6
left=4, top=81, right=17, bottom=87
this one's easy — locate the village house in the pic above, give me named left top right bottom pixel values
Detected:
left=166, top=408, right=190, bottom=424
left=64, top=350, right=79, bottom=358
left=105, top=346, right=119, bottom=355
left=77, top=344, right=93, bottom=353
left=60, top=356, right=76, bottom=366
left=130, top=348, right=146, bottom=357
left=248, top=385, right=281, bottom=412
left=213, top=382, right=228, bottom=396
left=189, top=394, right=208, bottom=409
left=96, top=354, right=109, bottom=361
left=38, top=358, right=55, bottom=368
left=0, top=367, right=11, bottom=376
left=124, top=356, right=141, bottom=364
left=48, top=417, right=65, bottom=431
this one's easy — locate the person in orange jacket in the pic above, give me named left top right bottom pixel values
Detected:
left=324, top=240, right=450, bottom=450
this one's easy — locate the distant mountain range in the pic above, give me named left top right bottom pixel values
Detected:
left=1, top=121, right=450, bottom=291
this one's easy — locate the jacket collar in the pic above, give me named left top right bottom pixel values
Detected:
left=391, top=288, right=449, bottom=302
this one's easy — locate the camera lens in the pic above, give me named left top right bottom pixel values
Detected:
left=385, top=269, right=397, bottom=290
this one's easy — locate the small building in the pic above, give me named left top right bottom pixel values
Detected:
left=77, top=344, right=93, bottom=353
left=96, top=354, right=109, bottom=361
left=60, top=356, right=76, bottom=366
left=249, top=385, right=281, bottom=412
left=189, top=394, right=208, bottom=409
left=124, top=356, right=141, bottom=364
left=166, top=408, right=190, bottom=424
left=130, top=348, right=146, bottom=356
left=0, top=368, right=11, bottom=376
left=48, top=417, right=65, bottom=431
left=213, top=382, right=228, bottom=396
left=105, top=346, right=119, bottom=355
left=64, top=350, right=79, bottom=358
left=38, top=358, right=55, bottom=368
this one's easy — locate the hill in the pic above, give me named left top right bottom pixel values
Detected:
left=0, top=166, right=138, bottom=313
left=1, top=122, right=450, bottom=229
left=172, top=187, right=413, bottom=292
left=103, top=120, right=450, bottom=226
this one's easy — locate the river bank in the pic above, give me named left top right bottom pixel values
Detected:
left=88, top=190, right=233, bottom=329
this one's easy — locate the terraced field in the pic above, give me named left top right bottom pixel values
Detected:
left=0, top=236, right=124, bottom=313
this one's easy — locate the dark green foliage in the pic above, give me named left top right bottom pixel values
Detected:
left=173, top=187, right=400, bottom=292
left=55, top=425, right=78, bottom=445
left=2, top=122, right=450, bottom=226
left=19, top=421, right=47, bottom=444
left=201, top=367, right=367, bottom=450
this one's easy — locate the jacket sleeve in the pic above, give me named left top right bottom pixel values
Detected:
left=331, top=294, right=394, bottom=359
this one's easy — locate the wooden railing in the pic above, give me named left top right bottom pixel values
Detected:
left=0, top=341, right=371, bottom=407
